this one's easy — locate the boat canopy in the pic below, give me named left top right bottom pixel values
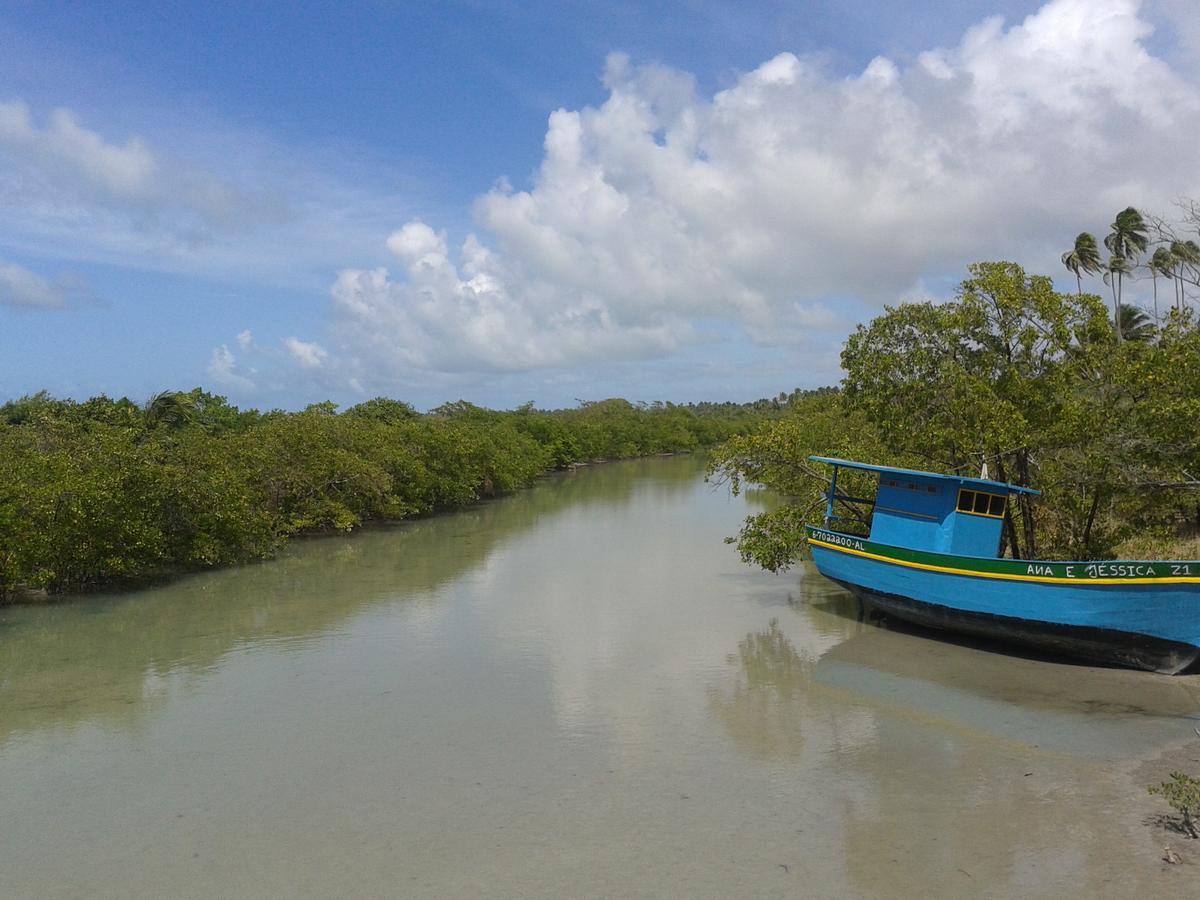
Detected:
left=809, top=456, right=1039, bottom=559
left=809, top=457, right=1040, bottom=496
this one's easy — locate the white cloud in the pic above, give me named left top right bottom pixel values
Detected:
left=327, top=0, right=1200, bottom=385
left=0, top=102, right=157, bottom=201
left=328, top=229, right=684, bottom=382
left=955, top=1, right=1180, bottom=132
left=0, top=98, right=405, bottom=294
left=0, top=258, right=70, bottom=308
left=207, top=344, right=254, bottom=390
left=0, top=100, right=253, bottom=222
left=385, top=221, right=449, bottom=270
left=283, top=337, right=329, bottom=369
left=236, top=329, right=254, bottom=351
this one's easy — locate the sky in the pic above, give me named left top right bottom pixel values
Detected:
left=1, top=0, right=1199, bottom=410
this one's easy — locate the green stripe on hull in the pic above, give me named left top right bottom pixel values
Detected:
left=805, top=526, right=1200, bottom=585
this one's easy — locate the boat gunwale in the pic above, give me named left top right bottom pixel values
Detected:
left=805, top=525, right=1200, bottom=586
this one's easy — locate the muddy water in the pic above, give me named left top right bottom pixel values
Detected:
left=2, top=456, right=1199, bottom=898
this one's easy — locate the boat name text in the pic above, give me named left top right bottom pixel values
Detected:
left=812, top=531, right=865, bottom=551
left=1024, top=562, right=1192, bottom=579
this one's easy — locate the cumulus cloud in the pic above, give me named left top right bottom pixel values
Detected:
left=207, top=344, right=255, bottom=390
left=327, top=0, right=1200, bottom=385
left=329, top=224, right=684, bottom=381
left=0, top=258, right=71, bottom=308
left=283, top=337, right=329, bottom=369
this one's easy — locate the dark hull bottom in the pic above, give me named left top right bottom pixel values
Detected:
left=830, top=579, right=1200, bottom=675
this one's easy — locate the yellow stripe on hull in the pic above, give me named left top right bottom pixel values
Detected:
left=806, top=537, right=1200, bottom=586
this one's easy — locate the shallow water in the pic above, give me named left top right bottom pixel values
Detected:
left=3, top=456, right=1199, bottom=898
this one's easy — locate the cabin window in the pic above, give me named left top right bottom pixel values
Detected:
left=956, top=488, right=1006, bottom=518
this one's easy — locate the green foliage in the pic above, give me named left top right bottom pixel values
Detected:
left=1117, top=304, right=1155, bottom=342
left=714, top=259, right=1200, bottom=572
left=708, top=391, right=893, bottom=571
left=1149, top=772, right=1200, bottom=838
left=0, top=422, right=168, bottom=592
left=1061, top=232, right=1102, bottom=295
left=1, top=391, right=74, bottom=425
left=343, top=397, right=419, bottom=424
left=840, top=261, right=1122, bottom=558
left=144, top=390, right=198, bottom=429
left=0, top=390, right=776, bottom=599
left=725, top=505, right=816, bottom=574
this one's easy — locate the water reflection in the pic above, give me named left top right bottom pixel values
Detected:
left=707, top=620, right=814, bottom=760
left=794, top=564, right=1200, bottom=758
left=708, top=583, right=1200, bottom=895
left=0, top=458, right=697, bottom=747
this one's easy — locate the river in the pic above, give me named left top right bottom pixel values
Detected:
left=3, top=455, right=1199, bottom=897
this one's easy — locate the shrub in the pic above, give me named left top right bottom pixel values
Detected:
left=1149, top=772, right=1200, bottom=838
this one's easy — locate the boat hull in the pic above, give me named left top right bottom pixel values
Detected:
left=829, top=577, right=1200, bottom=674
left=806, top=527, right=1200, bottom=674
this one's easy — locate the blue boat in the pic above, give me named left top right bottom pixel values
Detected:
left=805, top=456, right=1200, bottom=674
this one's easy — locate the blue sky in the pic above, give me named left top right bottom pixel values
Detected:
left=1, top=0, right=1198, bottom=410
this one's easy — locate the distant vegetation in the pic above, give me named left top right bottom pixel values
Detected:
left=0, top=392, right=782, bottom=598
left=12, top=209, right=1200, bottom=596
left=1061, top=203, right=1200, bottom=341
left=712, top=255, right=1200, bottom=570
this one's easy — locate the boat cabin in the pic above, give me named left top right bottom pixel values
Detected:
left=810, top=456, right=1040, bottom=559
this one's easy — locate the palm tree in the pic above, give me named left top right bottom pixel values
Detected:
left=1062, top=247, right=1083, bottom=295
left=1118, top=304, right=1155, bottom=343
left=1170, top=239, right=1200, bottom=313
left=1104, top=208, right=1149, bottom=341
left=1061, top=232, right=1102, bottom=296
left=1078, top=232, right=1103, bottom=281
left=1103, top=254, right=1132, bottom=340
left=1149, top=246, right=1174, bottom=326
left=144, top=390, right=196, bottom=429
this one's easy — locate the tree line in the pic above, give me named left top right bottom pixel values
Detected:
left=0, top=392, right=775, bottom=598
left=1062, top=205, right=1200, bottom=340
left=711, top=260, right=1200, bottom=571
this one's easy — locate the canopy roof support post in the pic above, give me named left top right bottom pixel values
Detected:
left=825, top=465, right=839, bottom=527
